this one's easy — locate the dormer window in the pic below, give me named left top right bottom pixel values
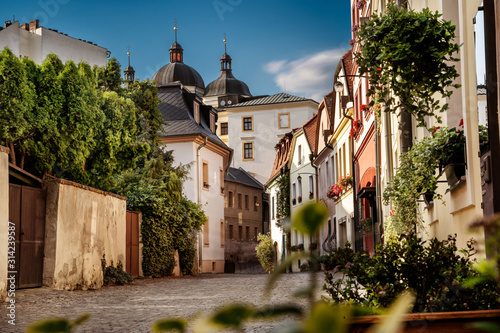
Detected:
left=194, top=102, right=200, bottom=124
left=210, top=113, right=215, bottom=133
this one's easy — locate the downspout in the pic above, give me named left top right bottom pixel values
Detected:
left=383, top=110, right=394, bottom=236
left=197, top=135, right=208, bottom=270
left=342, top=103, right=357, bottom=252
left=309, top=153, right=319, bottom=247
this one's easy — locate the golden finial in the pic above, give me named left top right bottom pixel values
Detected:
left=174, top=19, right=178, bottom=42
left=223, top=33, right=227, bottom=53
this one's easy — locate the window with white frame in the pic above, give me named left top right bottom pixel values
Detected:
left=298, top=177, right=302, bottom=201
left=194, top=102, right=200, bottom=124
left=326, top=159, right=330, bottom=187
left=309, top=175, right=314, bottom=198
left=298, top=145, right=302, bottom=165
left=292, top=182, right=297, bottom=204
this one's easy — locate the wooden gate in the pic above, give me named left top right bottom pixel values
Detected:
left=9, top=184, right=46, bottom=289
left=126, top=211, right=140, bottom=277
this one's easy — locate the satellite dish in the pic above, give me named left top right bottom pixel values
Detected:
left=228, top=100, right=232, bottom=105
left=220, top=100, right=226, bottom=106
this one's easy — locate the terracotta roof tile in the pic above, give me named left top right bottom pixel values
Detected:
left=342, top=49, right=354, bottom=96
left=303, top=114, right=318, bottom=155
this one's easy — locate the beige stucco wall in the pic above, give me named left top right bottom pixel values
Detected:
left=43, top=180, right=126, bottom=290
left=0, top=146, right=9, bottom=300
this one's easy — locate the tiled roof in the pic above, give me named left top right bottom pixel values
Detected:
left=157, top=84, right=230, bottom=152
left=342, top=49, right=354, bottom=96
left=265, top=132, right=294, bottom=186
left=226, top=92, right=315, bottom=108
left=323, top=90, right=334, bottom=119
left=303, top=114, right=318, bottom=155
left=225, top=167, right=264, bottom=189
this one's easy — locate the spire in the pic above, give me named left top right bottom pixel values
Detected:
left=170, top=19, right=183, bottom=63
left=220, top=34, right=232, bottom=72
left=174, top=18, right=178, bottom=43
left=124, top=46, right=135, bottom=87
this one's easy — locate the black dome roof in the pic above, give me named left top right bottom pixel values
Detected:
left=204, top=51, right=251, bottom=97
left=205, top=71, right=251, bottom=97
left=152, top=62, right=205, bottom=89
left=152, top=41, right=205, bottom=89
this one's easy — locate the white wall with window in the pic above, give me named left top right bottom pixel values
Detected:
left=216, top=99, right=318, bottom=184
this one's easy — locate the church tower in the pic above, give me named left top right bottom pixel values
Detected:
left=204, top=35, right=252, bottom=107
left=123, top=47, right=135, bottom=88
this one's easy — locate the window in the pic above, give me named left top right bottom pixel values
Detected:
left=194, top=102, right=200, bottom=124
left=246, top=226, right=250, bottom=240
left=272, top=196, right=275, bottom=219
left=229, top=224, right=233, bottom=239
left=298, top=145, right=302, bottom=165
left=238, top=193, right=242, bottom=209
left=335, top=152, right=339, bottom=183
left=326, top=159, right=330, bottom=187
left=278, top=113, right=290, bottom=129
left=220, top=220, right=225, bottom=247
left=238, top=226, right=243, bottom=240
left=254, top=196, right=258, bottom=211
left=220, top=122, right=228, bottom=135
left=331, top=155, right=335, bottom=185
left=210, top=113, right=215, bottom=133
left=228, top=191, right=233, bottom=207
left=202, top=161, right=209, bottom=190
left=254, top=227, right=258, bottom=239
left=245, top=195, right=249, bottom=210
left=298, top=177, right=302, bottom=201
left=220, top=168, right=224, bottom=195
left=292, top=182, right=297, bottom=204
left=243, top=142, right=254, bottom=160
left=203, top=219, right=209, bottom=246
left=242, top=116, right=253, bottom=131
left=309, top=175, right=314, bottom=197
left=342, top=143, right=346, bottom=177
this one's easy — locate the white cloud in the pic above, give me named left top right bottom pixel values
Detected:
left=263, top=48, right=346, bottom=102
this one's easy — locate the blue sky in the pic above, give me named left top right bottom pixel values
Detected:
left=2, top=0, right=352, bottom=102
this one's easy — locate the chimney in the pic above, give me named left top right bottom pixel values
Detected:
left=20, top=23, right=29, bottom=31
left=29, top=19, right=39, bottom=32
left=4, top=20, right=12, bottom=28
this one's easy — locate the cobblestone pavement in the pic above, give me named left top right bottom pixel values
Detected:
left=0, top=272, right=331, bottom=332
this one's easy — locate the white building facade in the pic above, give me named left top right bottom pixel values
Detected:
left=0, top=19, right=108, bottom=66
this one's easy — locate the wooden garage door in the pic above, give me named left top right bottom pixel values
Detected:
left=9, top=184, right=46, bottom=289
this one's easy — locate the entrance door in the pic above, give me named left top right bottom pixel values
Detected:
left=9, top=184, right=46, bottom=289
left=126, top=211, right=140, bottom=277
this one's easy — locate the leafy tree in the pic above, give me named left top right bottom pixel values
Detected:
left=113, top=151, right=205, bottom=277
left=0, top=47, right=36, bottom=165
left=84, top=91, right=149, bottom=190
left=354, top=2, right=461, bottom=127
left=24, top=56, right=65, bottom=178
left=104, top=57, right=122, bottom=92
left=126, top=80, right=165, bottom=146
left=56, top=60, right=105, bottom=182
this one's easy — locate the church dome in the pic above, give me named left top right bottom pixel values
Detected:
left=152, top=41, right=205, bottom=89
left=204, top=50, right=251, bottom=97
left=205, top=71, right=251, bottom=97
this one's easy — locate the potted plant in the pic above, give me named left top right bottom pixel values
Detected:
left=298, top=195, right=302, bottom=203
left=309, top=191, right=314, bottom=199
left=360, top=217, right=373, bottom=233
left=292, top=197, right=296, bottom=205
left=431, top=122, right=466, bottom=186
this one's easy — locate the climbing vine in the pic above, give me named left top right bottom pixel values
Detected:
left=354, top=2, right=461, bottom=127
left=275, top=172, right=290, bottom=230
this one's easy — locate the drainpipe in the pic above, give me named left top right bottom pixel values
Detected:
left=383, top=110, right=394, bottom=236
left=197, top=135, right=208, bottom=271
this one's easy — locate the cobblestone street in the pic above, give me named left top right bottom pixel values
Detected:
left=0, top=273, right=328, bottom=332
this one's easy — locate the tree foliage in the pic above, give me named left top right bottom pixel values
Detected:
left=0, top=50, right=148, bottom=188
left=112, top=150, right=205, bottom=277
left=275, top=172, right=290, bottom=230
left=354, top=2, right=461, bottom=127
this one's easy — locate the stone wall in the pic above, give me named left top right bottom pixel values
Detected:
left=0, top=146, right=9, bottom=300
left=43, top=179, right=126, bottom=290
